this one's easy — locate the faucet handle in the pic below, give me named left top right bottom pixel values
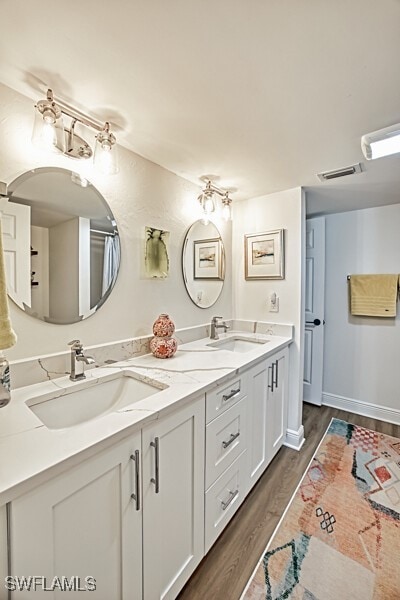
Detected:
left=212, top=316, right=223, bottom=322
left=68, top=339, right=82, bottom=349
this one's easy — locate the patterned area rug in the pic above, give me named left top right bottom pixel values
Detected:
left=242, top=419, right=400, bottom=600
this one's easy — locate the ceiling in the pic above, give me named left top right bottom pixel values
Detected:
left=0, top=0, right=399, bottom=215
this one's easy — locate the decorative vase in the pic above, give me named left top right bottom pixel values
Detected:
left=150, top=336, right=178, bottom=359
left=152, top=313, right=175, bottom=337
left=150, top=314, right=177, bottom=359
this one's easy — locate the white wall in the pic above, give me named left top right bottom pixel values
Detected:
left=233, top=187, right=305, bottom=442
left=323, top=203, right=400, bottom=417
left=49, top=217, right=80, bottom=322
left=30, top=225, right=49, bottom=317
left=0, top=83, right=232, bottom=359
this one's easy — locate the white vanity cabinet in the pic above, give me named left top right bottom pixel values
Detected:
left=141, top=397, right=205, bottom=600
left=204, top=373, right=249, bottom=551
left=266, top=348, right=288, bottom=462
left=5, top=339, right=292, bottom=599
left=9, top=396, right=205, bottom=600
left=10, top=431, right=143, bottom=599
left=246, top=347, right=289, bottom=493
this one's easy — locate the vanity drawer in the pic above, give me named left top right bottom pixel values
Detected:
left=205, top=450, right=247, bottom=552
left=206, top=373, right=247, bottom=423
left=205, top=397, right=247, bottom=489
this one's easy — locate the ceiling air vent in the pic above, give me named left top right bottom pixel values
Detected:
left=317, top=162, right=362, bottom=182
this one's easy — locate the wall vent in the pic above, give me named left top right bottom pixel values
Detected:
left=317, top=162, right=362, bottom=182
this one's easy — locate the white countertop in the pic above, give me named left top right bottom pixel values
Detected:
left=0, top=331, right=292, bottom=504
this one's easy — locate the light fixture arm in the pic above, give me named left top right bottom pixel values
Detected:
left=47, top=88, right=105, bottom=133
left=204, top=180, right=229, bottom=199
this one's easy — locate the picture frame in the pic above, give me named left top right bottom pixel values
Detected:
left=193, top=238, right=223, bottom=280
left=145, top=226, right=170, bottom=278
left=244, top=229, right=285, bottom=280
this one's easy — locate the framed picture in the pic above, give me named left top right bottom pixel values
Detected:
left=244, top=229, right=285, bottom=279
left=145, top=226, right=170, bottom=278
left=193, top=238, right=223, bottom=280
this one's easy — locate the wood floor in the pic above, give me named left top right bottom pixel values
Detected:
left=178, top=403, right=400, bottom=600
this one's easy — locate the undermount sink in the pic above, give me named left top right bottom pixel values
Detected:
left=26, top=371, right=164, bottom=430
left=207, top=336, right=270, bottom=353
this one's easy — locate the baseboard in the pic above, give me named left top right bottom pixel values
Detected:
left=284, top=425, right=305, bottom=451
left=322, top=392, right=400, bottom=426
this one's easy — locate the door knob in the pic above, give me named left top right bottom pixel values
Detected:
left=306, top=318, right=322, bottom=326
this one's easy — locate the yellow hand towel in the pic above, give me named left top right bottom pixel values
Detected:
left=0, top=218, right=17, bottom=349
left=350, top=274, right=399, bottom=317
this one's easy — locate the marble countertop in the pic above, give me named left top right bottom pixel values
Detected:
left=0, top=330, right=292, bottom=504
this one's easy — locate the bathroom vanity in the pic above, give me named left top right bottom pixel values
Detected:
left=0, top=329, right=292, bottom=599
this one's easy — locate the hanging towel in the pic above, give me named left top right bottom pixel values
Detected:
left=0, top=218, right=17, bottom=349
left=350, top=274, right=399, bottom=317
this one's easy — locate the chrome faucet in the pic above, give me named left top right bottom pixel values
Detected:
left=68, top=340, right=95, bottom=381
left=210, top=316, right=230, bottom=340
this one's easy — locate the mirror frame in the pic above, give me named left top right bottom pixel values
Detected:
left=2, top=167, right=121, bottom=325
left=181, top=219, right=225, bottom=309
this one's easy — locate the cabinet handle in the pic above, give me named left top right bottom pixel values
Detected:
left=268, top=365, right=274, bottom=392
left=222, top=431, right=240, bottom=449
left=150, top=437, right=160, bottom=494
left=130, top=450, right=140, bottom=511
left=221, top=489, right=239, bottom=511
left=222, top=387, right=240, bottom=402
left=274, top=359, right=279, bottom=388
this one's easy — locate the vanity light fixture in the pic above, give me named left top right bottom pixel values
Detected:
left=32, top=89, right=119, bottom=174
left=361, top=122, right=400, bottom=160
left=198, top=179, right=234, bottom=222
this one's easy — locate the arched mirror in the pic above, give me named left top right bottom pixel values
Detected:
left=0, top=167, right=120, bottom=324
left=182, top=220, right=225, bottom=308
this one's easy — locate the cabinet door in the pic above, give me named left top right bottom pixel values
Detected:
left=246, top=359, right=270, bottom=492
left=142, top=396, right=205, bottom=600
left=10, top=434, right=142, bottom=599
left=266, top=348, right=288, bottom=462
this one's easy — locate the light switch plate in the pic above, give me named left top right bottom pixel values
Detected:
left=269, top=297, right=279, bottom=312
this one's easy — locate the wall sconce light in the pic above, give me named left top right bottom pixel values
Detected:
left=32, top=89, right=119, bottom=174
left=197, top=179, right=234, bottom=222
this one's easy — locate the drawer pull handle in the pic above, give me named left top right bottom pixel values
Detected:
left=268, top=365, right=274, bottom=392
left=222, top=387, right=240, bottom=402
left=222, top=431, right=240, bottom=449
left=221, top=489, right=239, bottom=511
left=274, top=359, right=279, bottom=388
left=130, top=450, right=140, bottom=510
left=150, top=437, right=160, bottom=494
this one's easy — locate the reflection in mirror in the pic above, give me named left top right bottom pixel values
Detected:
left=182, top=220, right=225, bottom=308
left=0, top=167, right=120, bottom=324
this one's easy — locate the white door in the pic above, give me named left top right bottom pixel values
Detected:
left=10, top=434, right=142, bottom=599
left=142, top=396, right=205, bottom=600
left=303, top=217, right=325, bottom=405
left=0, top=198, right=31, bottom=309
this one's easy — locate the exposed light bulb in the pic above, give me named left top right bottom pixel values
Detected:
left=222, top=201, right=232, bottom=221
left=204, top=195, right=215, bottom=214
left=41, top=121, right=58, bottom=149
left=98, top=145, right=113, bottom=173
left=94, top=125, right=118, bottom=174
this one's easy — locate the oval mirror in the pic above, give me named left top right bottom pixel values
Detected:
left=0, top=167, right=120, bottom=324
left=182, top=220, right=225, bottom=308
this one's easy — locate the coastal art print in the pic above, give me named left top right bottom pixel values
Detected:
left=145, top=226, right=170, bottom=278
left=194, top=238, right=223, bottom=280
left=245, top=229, right=284, bottom=279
